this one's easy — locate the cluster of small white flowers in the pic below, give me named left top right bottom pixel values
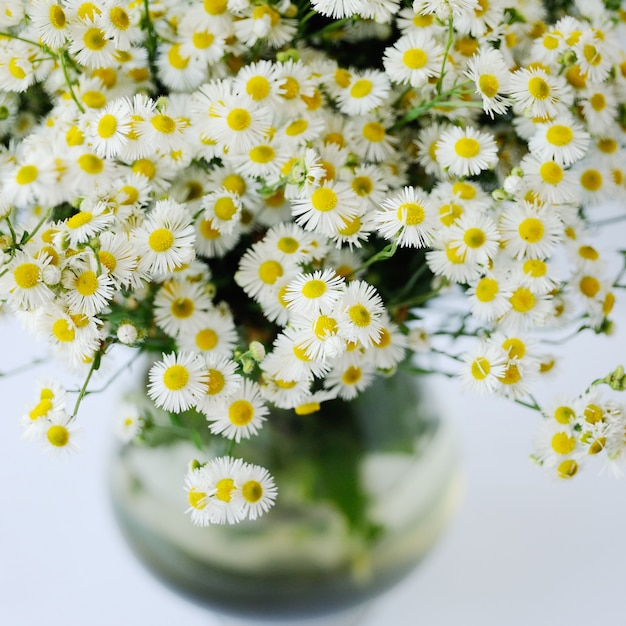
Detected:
left=184, top=456, right=277, bottom=526
left=1, top=0, right=626, bottom=522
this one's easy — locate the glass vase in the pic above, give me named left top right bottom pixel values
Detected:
left=109, top=370, right=462, bottom=624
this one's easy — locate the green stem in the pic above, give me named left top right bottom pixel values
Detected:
left=79, top=350, right=143, bottom=395
left=226, top=439, right=236, bottom=456
left=0, top=31, right=48, bottom=50
left=388, top=80, right=473, bottom=132
left=71, top=349, right=102, bottom=418
left=436, top=18, right=455, bottom=96
left=391, top=287, right=442, bottom=310
left=515, top=398, right=542, bottom=412
left=4, top=216, right=17, bottom=250
left=59, top=52, right=85, bottom=114
left=142, top=0, right=160, bottom=85
left=0, top=356, right=47, bottom=378
left=350, top=240, right=398, bottom=276
left=430, top=347, right=464, bottom=363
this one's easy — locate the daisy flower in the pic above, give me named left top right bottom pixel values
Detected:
left=96, top=231, right=139, bottom=289
left=230, top=461, right=278, bottom=522
left=465, top=47, right=511, bottom=118
left=85, top=97, right=133, bottom=159
left=527, top=116, right=590, bottom=166
left=233, top=59, right=282, bottom=107
left=375, top=186, right=438, bottom=249
left=499, top=201, right=564, bottom=259
left=68, top=18, right=116, bottom=69
left=200, top=189, right=242, bottom=235
left=466, top=272, right=512, bottom=323
left=62, top=255, right=115, bottom=317
left=194, top=217, right=241, bottom=259
left=366, top=314, right=407, bottom=370
left=177, top=308, right=239, bottom=358
left=0, top=250, right=54, bottom=310
left=383, top=30, right=445, bottom=88
left=134, top=199, right=196, bottom=277
left=197, top=89, right=272, bottom=153
left=184, top=464, right=215, bottom=527
left=499, top=285, right=553, bottom=332
left=153, top=279, right=213, bottom=338
left=508, top=66, right=572, bottom=119
left=335, top=70, right=390, bottom=116
left=235, top=242, right=299, bottom=302
left=39, top=411, right=80, bottom=456
left=310, top=0, right=363, bottom=18
left=290, top=180, right=361, bottom=237
left=447, top=212, right=500, bottom=265
left=205, top=379, right=269, bottom=443
left=114, top=404, right=144, bottom=443
left=425, top=237, right=484, bottom=284
left=20, top=379, right=68, bottom=432
left=324, top=360, right=377, bottom=400
left=288, top=311, right=345, bottom=362
left=519, top=154, right=579, bottom=204
left=435, top=127, right=498, bottom=178
left=459, top=340, right=508, bottom=395
left=29, top=0, right=71, bottom=50
left=156, top=42, right=207, bottom=92
left=194, top=355, right=241, bottom=412
left=62, top=205, right=115, bottom=247
left=148, top=351, right=207, bottom=413
left=336, top=280, right=386, bottom=348
left=283, top=269, right=345, bottom=317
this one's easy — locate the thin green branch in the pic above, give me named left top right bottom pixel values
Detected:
left=59, top=52, right=85, bottom=114
left=71, top=349, right=103, bottom=418
left=436, top=17, right=455, bottom=96
left=0, top=356, right=47, bottom=378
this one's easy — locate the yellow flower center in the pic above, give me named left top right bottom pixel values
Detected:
left=551, top=432, right=575, bottom=455
left=452, top=181, right=476, bottom=199
left=222, top=174, right=246, bottom=196
left=151, top=114, right=176, bottom=134
left=67, top=211, right=93, bottom=229
left=14, top=263, right=40, bottom=288
left=498, top=362, right=521, bottom=385
left=373, top=328, right=391, bottom=348
left=249, top=145, right=275, bottom=163
left=339, top=215, right=361, bottom=236
left=228, top=399, right=254, bottom=426
left=463, top=227, right=486, bottom=248
left=52, top=319, right=75, bottom=342
left=277, top=236, right=299, bottom=254
left=163, top=364, right=189, bottom=391
left=478, top=74, right=499, bottom=98
left=285, top=119, right=308, bottom=137
left=471, top=357, right=490, bottom=380
left=556, top=459, right=578, bottom=479
left=580, top=169, right=602, bottom=191
left=16, top=165, right=38, bottom=185
left=196, top=329, right=218, bottom=351
left=168, top=44, right=189, bottom=69
left=241, top=480, right=263, bottom=503
left=214, top=197, right=238, bottom=221
left=280, top=77, right=300, bottom=100
left=397, top=202, right=425, bottom=226
left=545, top=125, right=572, bottom=146
left=502, top=337, right=526, bottom=359
left=301, top=279, right=327, bottom=299
left=47, top=425, right=69, bottom=447
left=590, top=93, right=606, bottom=111
left=203, top=0, right=227, bottom=14
left=246, top=76, right=270, bottom=100
left=348, top=304, right=370, bottom=327
left=226, top=108, right=251, bottom=131
left=518, top=217, right=544, bottom=242
left=258, top=260, right=283, bottom=284
left=215, top=478, right=235, bottom=502
left=528, top=76, right=551, bottom=100
left=29, top=399, right=53, bottom=421
left=98, top=250, right=117, bottom=273
left=362, top=121, right=385, bottom=142
left=49, top=5, right=66, bottom=28
left=403, top=48, right=428, bottom=69
left=205, top=368, right=225, bottom=394
left=78, top=154, right=104, bottom=175
left=310, top=188, right=337, bottom=212
left=454, top=137, right=481, bottom=158
left=83, top=27, right=107, bottom=51
left=554, top=406, right=575, bottom=424
left=75, top=270, right=99, bottom=296
left=523, top=259, right=547, bottom=277
left=193, top=30, right=214, bottom=49
left=171, top=297, right=194, bottom=318
left=510, top=287, right=535, bottom=313
left=97, top=114, right=118, bottom=139
left=188, top=488, right=207, bottom=510
left=148, top=228, right=174, bottom=252
left=579, top=275, right=600, bottom=298
left=475, top=277, right=498, bottom=302
left=314, top=315, right=338, bottom=339
left=350, top=79, right=372, bottom=99
left=342, top=365, right=362, bottom=385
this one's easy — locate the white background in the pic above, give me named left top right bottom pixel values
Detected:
left=1, top=218, right=625, bottom=626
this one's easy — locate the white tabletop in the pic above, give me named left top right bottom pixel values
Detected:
left=1, top=244, right=625, bottom=625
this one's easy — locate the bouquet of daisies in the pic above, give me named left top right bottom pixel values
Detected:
left=1, top=0, right=626, bottom=526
